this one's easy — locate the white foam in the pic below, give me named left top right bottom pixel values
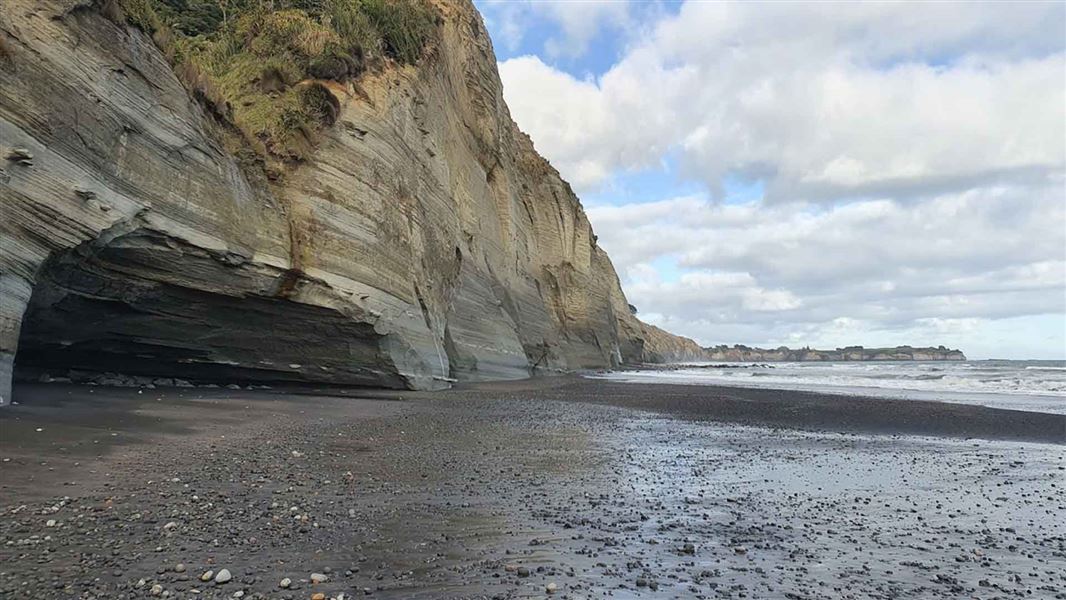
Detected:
left=590, top=360, right=1066, bottom=414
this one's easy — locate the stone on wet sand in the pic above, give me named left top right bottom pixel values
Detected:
left=214, top=568, right=232, bottom=584
left=0, top=379, right=1062, bottom=600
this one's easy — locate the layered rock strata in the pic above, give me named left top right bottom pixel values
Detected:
left=0, top=0, right=697, bottom=404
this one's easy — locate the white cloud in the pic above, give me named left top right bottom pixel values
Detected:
left=538, top=1, right=632, bottom=59
left=479, top=0, right=637, bottom=59
left=628, top=270, right=802, bottom=314
left=499, top=3, right=1066, bottom=198
left=493, top=1, right=1066, bottom=358
left=588, top=185, right=1066, bottom=354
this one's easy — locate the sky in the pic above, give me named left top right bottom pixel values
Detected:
left=474, top=0, right=1066, bottom=360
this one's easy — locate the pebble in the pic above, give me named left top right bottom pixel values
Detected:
left=200, top=570, right=214, bottom=582
left=310, top=572, right=328, bottom=583
left=1, top=382, right=1061, bottom=600
left=214, top=568, right=232, bottom=584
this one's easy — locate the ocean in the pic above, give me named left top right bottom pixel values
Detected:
left=591, top=359, right=1066, bottom=415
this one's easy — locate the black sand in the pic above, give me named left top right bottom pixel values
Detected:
left=451, top=376, right=1066, bottom=444
left=1, top=377, right=1063, bottom=599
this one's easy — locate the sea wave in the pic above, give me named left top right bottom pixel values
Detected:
left=591, top=360, right=1066, bottom=414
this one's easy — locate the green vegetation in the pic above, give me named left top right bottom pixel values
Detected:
left=104, top=0, right=438, bottom=169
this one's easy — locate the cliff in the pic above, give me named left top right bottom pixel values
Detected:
left=0, top=0, right=691, bottom=404
left=703, top=345, right=967, bottom=362
left=633, top=322, right=708, bottom=363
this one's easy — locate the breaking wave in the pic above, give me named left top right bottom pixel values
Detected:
left=590, top=360, right=1066, bottom=414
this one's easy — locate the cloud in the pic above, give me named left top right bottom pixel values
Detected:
left=478, top=0, right=637, bottom=60
left=499, top=55, right=691, bottom=191
left=537, top=1, right=632, bottom=59
left=499, top=2, right=1066, bottom=199
left=493, top=1, right=1066, bottom=358
left=588, top=184, right=1066, bottom=353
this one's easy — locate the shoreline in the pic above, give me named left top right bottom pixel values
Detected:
left=5, top=374, right=1065, bottom=444
left=448, top=374, right=1066, bottom=445
left=593, top=360, right=1066, bottom=416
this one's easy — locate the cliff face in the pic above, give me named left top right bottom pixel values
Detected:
left=0, top=0, right=687, bottom=404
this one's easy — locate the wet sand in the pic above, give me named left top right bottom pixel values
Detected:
left=1, top=377, right=1064, bottom=599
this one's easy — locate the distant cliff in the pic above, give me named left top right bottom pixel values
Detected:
left=0, top=0, right=695, bottom=403
left=633, top=322, right=709, bottom=363
left=703, top=345, right=967, bottom=362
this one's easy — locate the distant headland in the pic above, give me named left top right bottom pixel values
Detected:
left=631, top=324, right=967, bottom=363
left=703, top=345, right=966, bottom=362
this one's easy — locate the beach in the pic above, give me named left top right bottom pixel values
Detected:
left=1, top=377, right=1063, bottom=599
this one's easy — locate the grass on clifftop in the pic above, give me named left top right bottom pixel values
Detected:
left=105, top=0, right=438, bottom=172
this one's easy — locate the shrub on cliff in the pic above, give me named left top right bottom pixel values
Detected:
left=357, top=0, right=437, bottom=64
left=106, top=0, right=439, bottom=170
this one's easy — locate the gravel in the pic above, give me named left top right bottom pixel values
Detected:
left=0, top=378, right=1062, bottom=599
